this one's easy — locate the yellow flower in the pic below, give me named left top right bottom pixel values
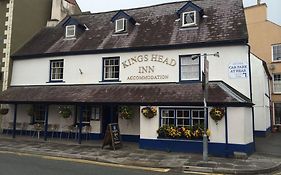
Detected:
left=206, top=129, right=211, bottom=137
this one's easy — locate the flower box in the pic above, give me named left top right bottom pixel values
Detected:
left=157, top=125, right=210, bottom=140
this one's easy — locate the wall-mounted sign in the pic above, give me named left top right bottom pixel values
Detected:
left=121, top=54, right=177, bottom=82
left=228, top=62, right=249, bottom=79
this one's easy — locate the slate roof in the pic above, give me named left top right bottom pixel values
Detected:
left=0, top=82, right=252, bottom=106
left=12, top=0, right=248, bottom=59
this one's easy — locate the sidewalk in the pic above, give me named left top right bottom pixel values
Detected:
left=0, top=135, right=280, bottom=174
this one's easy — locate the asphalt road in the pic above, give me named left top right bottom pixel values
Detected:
left=0, top=152, right=186, bottom=175
left=256, top=132, right=281, bottom=157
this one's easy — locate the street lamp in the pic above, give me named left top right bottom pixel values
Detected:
left=192, top=52, right=220, bottom=162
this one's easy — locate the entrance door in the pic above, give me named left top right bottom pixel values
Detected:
left=102, top=105, right=118, bottom=135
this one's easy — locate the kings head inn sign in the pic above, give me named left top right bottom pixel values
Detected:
left=122, top=54, right=177, bottom=81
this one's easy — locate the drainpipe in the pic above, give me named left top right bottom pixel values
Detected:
left=247, top=44, right=256, bottom=152
left=12, top=104, right=17, bottom=138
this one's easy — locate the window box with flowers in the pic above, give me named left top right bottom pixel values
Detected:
left=141, top=106, right=157, bottom=119
left=119, top=106, right=133, bottom=120
left=58, top=105, right=72, bottom=119
left=157, top=125, right=210, bottom=140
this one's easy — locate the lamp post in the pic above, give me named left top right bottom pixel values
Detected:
left=192, top=52, right=219, bottom=161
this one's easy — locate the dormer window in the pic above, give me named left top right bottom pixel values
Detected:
left=65, top=25, right=76, bottom=38
left=115, top=18, right=127, bottom=33
left=182, top=11, right=196, bottom=27
left=111, top=10, right=135, bottom=34
left=177, top=1, right=203, bottom=28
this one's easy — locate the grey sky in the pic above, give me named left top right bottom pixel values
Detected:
left=76, top=0, right=281, bottom=25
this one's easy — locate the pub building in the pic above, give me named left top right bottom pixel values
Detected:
left=0, top=0, right=271, bottom=156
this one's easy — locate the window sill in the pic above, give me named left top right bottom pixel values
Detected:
left=46, top=80, right=65, bottom=83
left=64, top=37, right=76, bottom=40
left=179, top=80, right=201, bottom=83
left=112, top=32, right=128, bottom=36
left=75, top=123, right=91, bottom=126
left=99, top=80, right=121, bottom=83
left=180, top=26, right=198, bottom=30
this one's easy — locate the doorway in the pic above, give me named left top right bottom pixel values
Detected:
left=102, top=105, right=118, bottom=135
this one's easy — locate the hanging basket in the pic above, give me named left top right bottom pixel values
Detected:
left=210, top=107, right=225, bottom=125
left=58, top=106, right=72, bottom=119
left=141, top=106, right=157, bottom=119
left=0, top=108, right=9, bottom=115
left=119, top=106, right=133, bottom=120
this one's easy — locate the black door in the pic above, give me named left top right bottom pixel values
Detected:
left=102, top=105, right=118, bottom=135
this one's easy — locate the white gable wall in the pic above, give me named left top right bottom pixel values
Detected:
left=250, top=53, right=271, bottom=132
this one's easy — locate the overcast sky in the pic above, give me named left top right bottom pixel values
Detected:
left=76, top=0, right=281, bottom=26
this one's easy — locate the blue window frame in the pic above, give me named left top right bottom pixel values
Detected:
left=179, top=54, right=201, bottom=82
left=49, top=59, right=64, bottom=82
left=102, top=57, right=120, bottom=82
left=160, top=108, right=204, bottom=128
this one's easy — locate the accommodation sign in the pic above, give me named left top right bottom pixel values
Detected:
left=228, top=62, right=249, bottom=79
left=122, top=54, right=177, bottom=81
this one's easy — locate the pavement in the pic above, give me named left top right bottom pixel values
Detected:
left=0, top=133, right=280, bottom=174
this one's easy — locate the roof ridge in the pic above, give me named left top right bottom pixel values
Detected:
left=71, top=0, right=189, bottom=17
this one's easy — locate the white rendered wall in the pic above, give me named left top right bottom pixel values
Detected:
left=119, top=106, right=140, bottom=136
left=250, top=53, right=271, bottom=131
left=208, top=107, right=226, bottom=143
left=140, top=106, right=160, bottom=139
left=11, top=45, right=250, bottom=98
left=227, top=107, right=253, bottom=144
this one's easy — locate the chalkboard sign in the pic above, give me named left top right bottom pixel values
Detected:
left=102, top=123, right=122, bottom=150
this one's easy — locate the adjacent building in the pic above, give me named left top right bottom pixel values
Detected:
left=245, top=3, right=281, bottom=130
left=0, top=0, right=271, bottom=156
left=0, top=0, right=81, bottom=92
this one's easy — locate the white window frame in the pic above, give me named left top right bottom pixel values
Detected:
left=79, top=106, right=92, bottom=124
left=273, top=73, right=281, bottom=93
left=91, top=106, right=101, bottom=121
left=161, top=109, right=175, bottom=126
left=180, top=55, right=200, bottom=81
left=65, top=25, right=76, bottom=38
left=272, top=44, right=281, bottom=62
left=115, top=18, right=127, bottom=33
left=182, top=11, right=196, bottom=27
left=160, top=108, right=204, bottom=128
left=103, top=57, right=120, bottom=81
left=191, top=109, right=204, bottom=127
left=176, top=109, right=190, bottom=127
left=50, top=60, right=64, bottom=81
